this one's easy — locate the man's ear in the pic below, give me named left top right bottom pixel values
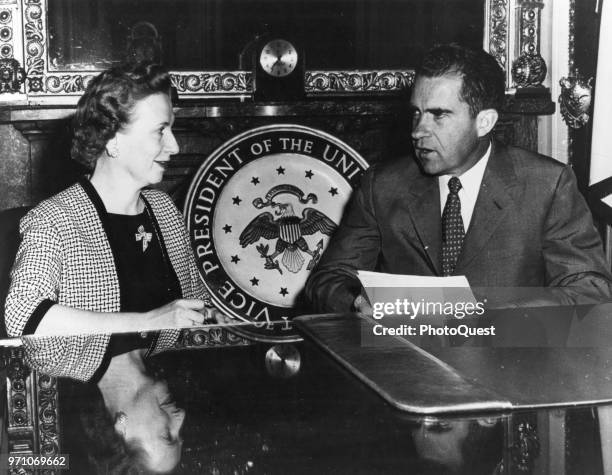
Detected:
left=476, top=108, right=499, bottom=138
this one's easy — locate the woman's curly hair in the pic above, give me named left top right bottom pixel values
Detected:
left=78, top=382, right=170, bottom=475
left=71, top=62, right=171, bottom=170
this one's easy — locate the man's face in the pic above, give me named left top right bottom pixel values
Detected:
left=410, top=73, right=482, bottom=176
left=411, top=419, right=470, bottom=470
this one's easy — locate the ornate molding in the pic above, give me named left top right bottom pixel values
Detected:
left=37, top=374, right=60, bottom=459
left=305, top=70, right=414, bottom=94
left=0, top=6, right=14, bottom=59
left=170, top=71, right=251, bottom=96
left=176, top=327, right=252, bottom=349
left=519, top=1, right=543, bottom=56
left=565, top=0, right=577, bottom=155
left=0, top=0, right=26, bottom=97
left=24, top=0, right=44, bottom=93
left=511, top=417, right=540, bottom=473
left=559, top=0, right=590, bottom=129
left=11, top=0, right=538, bottom=102
left=486, top=0, right=548, bottom=91
left=17, top=0, right=415, bottom=100
left=20, top=69, right=416, bottom=98
left=487, top=0, right=510, bottom=69
left=7, top=347, right=35, bottom=455
left=6, top=348, right=61, bottom=473
left=45, top=73, right=96, bottom=94
left=568, top=0, right=575, bottom=74
left=511, top=1, right=547, bottom=87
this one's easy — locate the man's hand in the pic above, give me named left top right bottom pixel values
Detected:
left=353, top=294, right=373, bottom=317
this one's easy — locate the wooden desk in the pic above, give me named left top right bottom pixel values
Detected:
left=1, top=305, right=611, bottom=474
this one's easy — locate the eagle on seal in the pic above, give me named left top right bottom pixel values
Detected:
left=239, top=201, right=336, bottom=273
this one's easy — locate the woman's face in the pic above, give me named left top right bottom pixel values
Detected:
left=121, top=379, right=186, bottom=472
left=114, top=92, right=179, bottom=188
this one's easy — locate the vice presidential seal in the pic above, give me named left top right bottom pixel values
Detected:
left=184, top=124, right=368, bottom=341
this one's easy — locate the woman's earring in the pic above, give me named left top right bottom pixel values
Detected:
left=114, top=411, right=128, bottom=437
left=106, top=139, right=119, bottom=158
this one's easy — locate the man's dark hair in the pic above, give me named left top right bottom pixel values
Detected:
left=71, top=62, right=171, bottom=170
left=460, top=420, right=503, bottom=475
left=416, top=44, right=506, bottom=117
left=411, top=418, right=503, bottom=475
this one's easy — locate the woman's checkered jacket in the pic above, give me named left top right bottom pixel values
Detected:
left=5, top=179, right=210, bottom=381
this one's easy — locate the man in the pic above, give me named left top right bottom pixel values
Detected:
left=411, top=418, right=502, bottom=475
left=305, top=44, right=612, bottom=314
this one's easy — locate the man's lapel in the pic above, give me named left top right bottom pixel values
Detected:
left=404, top=172, right=443, bottom=275
left=456, top=141, right=518, bottom=272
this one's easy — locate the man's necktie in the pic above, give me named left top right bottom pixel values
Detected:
left=441, top=176, right=465, bottom=276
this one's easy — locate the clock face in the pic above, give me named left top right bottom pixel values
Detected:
left=259, top=39, right=298, bottom=77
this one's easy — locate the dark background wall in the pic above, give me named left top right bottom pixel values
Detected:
left=0, top=98, right=541, bottom=212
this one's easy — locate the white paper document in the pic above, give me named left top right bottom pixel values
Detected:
left=357, top=271, right=471, bottom=288
left=357, top=271, right=478, bottom=318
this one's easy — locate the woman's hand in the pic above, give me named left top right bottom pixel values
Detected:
left=144, top=299, right=233, bottom=331
left=143, top=299, right=209, bottom=330
left=201, top=305, right=232, bottom=326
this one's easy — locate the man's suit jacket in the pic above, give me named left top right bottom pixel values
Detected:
left=305, top=140, right=612, bottom=313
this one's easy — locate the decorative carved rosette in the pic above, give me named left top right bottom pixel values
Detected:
left=7, top=348, right=31, bottom=429
left=0, top=57, right=26, bottom=93
left=512, top=53, right=547, bottom=87
left=520, top=1, right=542, bottom=56
left=0, top=6, right=14, bottom=59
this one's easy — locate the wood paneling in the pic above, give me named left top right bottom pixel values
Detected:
left=0, top=97, right=550, bottom=211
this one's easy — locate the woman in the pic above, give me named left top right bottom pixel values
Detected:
left=4, top=62, right=223, bottom=381
left=76, top=349, right=187, bottom=474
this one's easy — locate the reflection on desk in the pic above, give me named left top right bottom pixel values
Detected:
left=2, top=302, right=612, bottom=474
